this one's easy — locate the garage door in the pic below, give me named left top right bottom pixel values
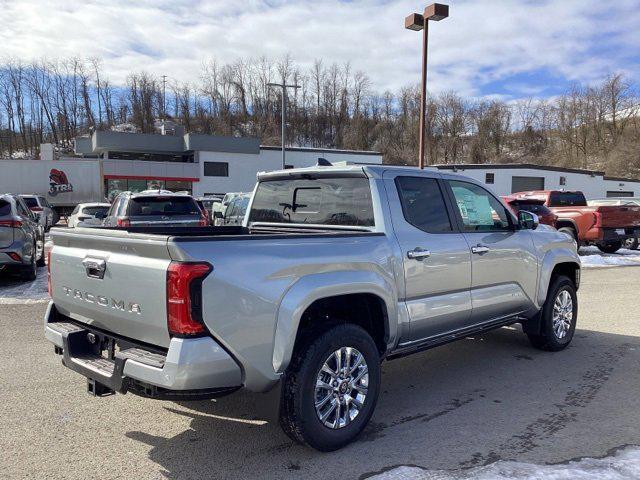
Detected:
left=511, top=176, right=545, bottom=193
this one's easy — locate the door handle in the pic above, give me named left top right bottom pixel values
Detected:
left=471, top=245, right=490, bottom=255
left=407, top=248, right=431, bottom=260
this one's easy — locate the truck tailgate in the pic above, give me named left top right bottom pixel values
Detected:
left=49, top=228, right=173, bottom=348
left=596, top=205, right=640, bottom=228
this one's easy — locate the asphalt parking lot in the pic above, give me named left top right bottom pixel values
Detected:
left=1, top=267, right=639, bottom=479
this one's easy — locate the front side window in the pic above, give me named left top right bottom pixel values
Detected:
left=395, top=176, right=452, bottom=233
left=449, top=180, right=511, bottom=231
left=22, top=197, right=38, bottom=208
left=249, top=177, right=374, bottom=227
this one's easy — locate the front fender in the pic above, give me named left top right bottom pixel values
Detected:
left=272, top=270, right=397, bottom=374
left=537, top=248, right=581, bottom=306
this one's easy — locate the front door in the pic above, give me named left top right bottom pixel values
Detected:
left=445, top=179, right=538, bottom=322
left=384, top=172, right=473, bottom=342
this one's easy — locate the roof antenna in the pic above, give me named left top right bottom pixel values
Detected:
left=317, top=157, right=332, bottom=167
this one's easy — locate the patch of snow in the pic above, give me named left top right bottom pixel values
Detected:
left=0, top=267, right=49, bottom=304
left=579, top=246, right=640, bottom=268
left=370, top=446, right=640, bottom=480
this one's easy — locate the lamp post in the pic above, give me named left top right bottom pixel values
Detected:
left=405, top=3, right=449, bottom=169
left=267, top=82, right=301, bottom=169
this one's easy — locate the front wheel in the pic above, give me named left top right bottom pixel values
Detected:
left=528, top=275, right=577, bottom=351
left=597, top=241, right=622, bottom=254
left=279, top=323, right=381, bottom=451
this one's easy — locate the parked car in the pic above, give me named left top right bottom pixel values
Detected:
left=102, top=191, right=208, bottom=227
left=221, top=193, right=250, bottom=226
left=45, top=165, right=581, bottom=451
left=588, top=198, right=640, bottom=249
left=0, top=194, right=45, bottom=280
left=502, top=196, right=558, bottom=227
left=68, top=203, right=111, bottom=228
left=194, top=197, right=221, bottom=226
left=19, top=194, right=58, bottom=230
left=511, top=190, right=640, bottom=253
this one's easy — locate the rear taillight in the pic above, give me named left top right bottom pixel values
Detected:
left=0, top=219, right=23, bottom=228
left=166, top=262, right=212, bottom=336
left=198, top=216, right=208, bottom=226
left=7, top=252, right=21, bottom=262
left=116, top=217, right=130, bottom=227
left=30, top=206, right=43, bottom=212
left=47, top=248, right=53, bottom=297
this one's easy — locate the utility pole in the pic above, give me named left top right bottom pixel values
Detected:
left=268, top=81, right=301, bottom=169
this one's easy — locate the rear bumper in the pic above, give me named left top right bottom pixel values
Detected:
left=0, top=251, right=28, bottom=266
left=584, top=227, right=640, bottom=243
left=44, top=302, right=243, bottom=399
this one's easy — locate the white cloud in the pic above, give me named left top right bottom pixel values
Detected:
left=0, top=0, right=638, bottom=99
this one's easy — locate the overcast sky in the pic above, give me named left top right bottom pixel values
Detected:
left=1, top=0, right=639, bottom=100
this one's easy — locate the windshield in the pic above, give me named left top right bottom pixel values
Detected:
left=83, top=206, right=109, bottom=216
left=548, top=191, right=587, bottom=207
left=128, top=196, right=201, bottom=216
left=249, top=177, right=374, bottom=227
left=511, top=202, right=552, bottom=215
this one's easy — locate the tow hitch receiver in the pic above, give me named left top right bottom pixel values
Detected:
left=87, top=378, right=115, bottom=397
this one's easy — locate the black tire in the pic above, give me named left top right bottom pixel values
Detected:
left=527, top=275, right=577, bottom=351
left=597, top=241, right=622, bottom=254
left=36, top=239, right=46, bottom=267
left=623, top=237, right=639, bottom=250
left=279, top=323, right=381, bottom=451
left=558, top=226, right=577, bottom=242
left=20, top=250, right=37, bottom=282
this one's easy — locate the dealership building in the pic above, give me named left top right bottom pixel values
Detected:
left=433, top=163, right=640, bottom=198
left=73, top=131, right=382, bottom=199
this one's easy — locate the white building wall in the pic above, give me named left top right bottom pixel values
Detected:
left=193, top=148, right=382, bottom=196
left=439, top=166, right=640, bottom=199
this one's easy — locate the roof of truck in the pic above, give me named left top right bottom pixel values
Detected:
left=257, top=164, right=450, bottom=181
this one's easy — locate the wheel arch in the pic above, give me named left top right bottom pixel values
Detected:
left=272, top=270, right=397, bottom=374
left=537, top=251, right=580, bottom=306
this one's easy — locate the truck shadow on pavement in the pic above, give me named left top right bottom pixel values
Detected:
left=125, top=326, right=640, bottom=479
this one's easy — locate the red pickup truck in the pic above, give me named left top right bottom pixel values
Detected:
left=511, top=190, right=640, bottom=253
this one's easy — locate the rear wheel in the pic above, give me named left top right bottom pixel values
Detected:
left=20, top=248, right=37, bottom=281
left=279, top=323, right=381, bottom=451
left=528, top=275, right=577, bottom=351
left=623, top=237, right=639, bottom=250
left=597, top=241, right=622, bottom=254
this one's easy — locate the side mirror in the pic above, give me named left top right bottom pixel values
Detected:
left=518, top=210, right=539, bottom=230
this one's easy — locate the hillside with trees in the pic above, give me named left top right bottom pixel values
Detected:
left=0, top=57, right=638, bottom=178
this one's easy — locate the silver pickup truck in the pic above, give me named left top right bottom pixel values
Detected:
left=45, top=165, right=580, bottom=451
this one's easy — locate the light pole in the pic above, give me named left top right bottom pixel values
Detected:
left=405, top=3, right=449, bottom=169
left=268, top=81, right=301, bottom=169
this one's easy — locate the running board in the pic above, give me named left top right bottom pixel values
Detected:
left=387, top=316, right=522, bottom=360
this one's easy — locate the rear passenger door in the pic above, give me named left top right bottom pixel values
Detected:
left=444, top=179, right=538, bottom=322
left=384, top=172, right=473, bottom=342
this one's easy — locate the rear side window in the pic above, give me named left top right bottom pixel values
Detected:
left=128, top=197, right=201, bottom=216
left=395, top=177, right=452, bottom=233
left=249, top=177, right=374, bottom=226
left=22, top=197, right=38, bottom=208
left=548, top=192, right=587, bottom=207
left=0, top=200, right=11, bottom=216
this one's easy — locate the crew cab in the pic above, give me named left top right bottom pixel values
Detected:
left=511, top=190, right=640, bottom=253
left=45, top=166, right=581, bottom=451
